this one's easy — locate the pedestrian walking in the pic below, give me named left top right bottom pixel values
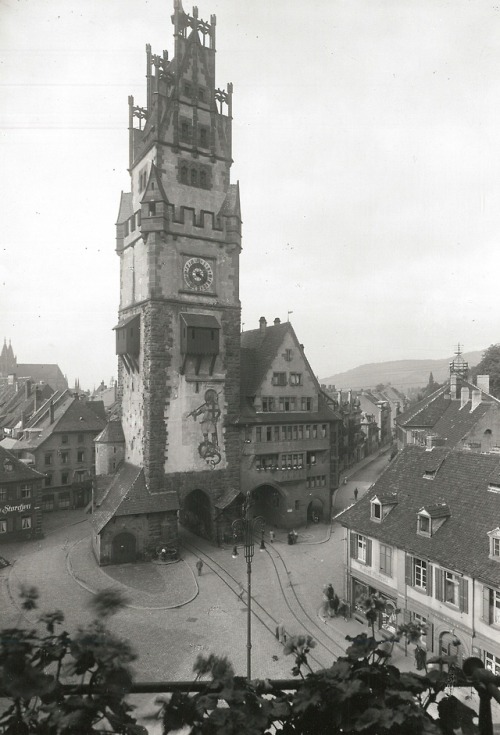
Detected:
left=321, top=585, right=330, bottom=620
left=196, top=558, right=203, bottom=576
left=269, top=529, right=275, bottom=543
left=354, top=487, right=358, bottom=501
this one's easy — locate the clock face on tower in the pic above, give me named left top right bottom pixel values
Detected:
left=183, top=257, right=214, bottom=292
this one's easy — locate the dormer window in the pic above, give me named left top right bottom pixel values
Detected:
left=371, top=501, right=382, bottom=521
left=488, top=528, right=500, bottom=560
left=418, top=514, right=431, bottom=536
left=370, top=494, right=398, bottom=522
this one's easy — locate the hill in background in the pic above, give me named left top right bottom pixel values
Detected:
left=320, top=350, right=484, bottom=392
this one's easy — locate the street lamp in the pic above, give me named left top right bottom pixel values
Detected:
left=232, top=490, right=265, bottom=681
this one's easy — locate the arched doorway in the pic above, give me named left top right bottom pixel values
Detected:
left=112, top=531, right=137, bottom=564
left=183, top=489, right=212, bottom=539
left=252, top=484, right=285, bottom=527
left=307, top=498, right=324, bottom=524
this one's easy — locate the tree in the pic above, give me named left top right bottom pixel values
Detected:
left=0, top=590, right=485, bottom=734
left=471, top=344, right=500, bottom=398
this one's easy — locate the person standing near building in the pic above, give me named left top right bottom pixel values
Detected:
left=196, top=558, right=204, bottom=576
left=354, top=487, right=358, bottom=501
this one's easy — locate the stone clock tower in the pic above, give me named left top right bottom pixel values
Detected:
left=114, top=0, right=241, bottom=541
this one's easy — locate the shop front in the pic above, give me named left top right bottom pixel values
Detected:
left=351, top=576, right=399, bottom=636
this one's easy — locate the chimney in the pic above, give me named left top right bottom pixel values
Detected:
left=25, top=379, right=32, bottom=399
left=477, top=375, right=490, bottom=395
left=259, top=316, right=267, bottom=334
left=49, top=400, right=54, bottom=424
left=460, top=387, right=470, bottom=409
left=471, top=389, right=482, bottom=412
left=274, top=317, right=280, bottom=326
left=450, top=373, right=457, bottom=399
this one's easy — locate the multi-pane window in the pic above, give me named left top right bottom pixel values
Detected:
left=20, top=485, right=31, bottom=499
left=435, top=569, right=468, bottom=612
left=21, top=516, right=31, bottom=529
left=278, top=397, right=296, bottom=411
left=77, top=450, right=85, bottom=463
left=418, top=514, right=431, bottom=536
left=273, top=426, right=280, bottom=442
left=266, top=427, right=272, bottom=442
left=307, top=451, right=317, bottom=466
left=444, top=571, right=459, bottom=606
left=305, top=425, right=311, bottom=439
left=0, top=487, right=7, bottom=501
left=307, top=475, right=326, bottom=488
left=301, top=397, right=312, bottom=411
left=44, top=453, right=52, bottom=466
left=321, top=424, right=327, bottom=438
left=491, top=536, right=500, bottom=558
left=357, top=535, right=367, bottom=563
left=483, top=587, right=500, bottom=625
left=256, top=427, right=262, bottom=442
left=0, top=519, right=6, bottom=533
left=289, top=373, right=302, bottom=386
left=380, top=544, right=392, bottom=576
left=261, top=397, right=275, bottom=412
left=61, top=451, right=69, bottom=465
left=272, top=372, right=287, bottom=386
left=485, top=652, right=500, bottom=676
left=414, top=559, right=427, bottom=589
left=350, top=533, right=372, bottom=565
left=281, top=454, right=304, bottom=469
left=61, top=472, right=69, bottom=485
left=255, top=454, right=279, bottom=470
left=371, top=501, right=382, bottom=521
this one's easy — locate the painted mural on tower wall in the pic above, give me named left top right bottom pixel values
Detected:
left=166, top=376, right=226, bottom=473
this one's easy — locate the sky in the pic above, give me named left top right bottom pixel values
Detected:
left=1, top=0, right=500, bottom=390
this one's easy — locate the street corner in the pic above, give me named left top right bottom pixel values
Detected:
left=67, top=536, right=198, bottom=609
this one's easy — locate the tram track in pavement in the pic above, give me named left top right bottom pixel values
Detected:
left=181, top=534, right=346, bottom=670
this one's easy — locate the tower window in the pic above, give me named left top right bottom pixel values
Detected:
left=148, top=202, right=156, bottom=216
left=180, top=165, right=188, bottom=183
left=181, top=121, right=190, bottom=141
left=191, top=169, right=198, bottom=186
left=199, top=127, right=208, bottom=147
left=198, top=87, right=205, bottom=102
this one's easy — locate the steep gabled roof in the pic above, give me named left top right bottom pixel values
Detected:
left=338, top=446, right=500, bottom=587
left=95, top=420, right=125, bottom=444
left=91, top=462, right=179, bottom=533
left=218, top=182, right=241, bottom=219
left=13, top=394, right=106, bottom=450
left=396, top=385, right=449, bottom=428
left=0, top=445, right=44, bottom=483
left=240, top=322, right=306, bottom=396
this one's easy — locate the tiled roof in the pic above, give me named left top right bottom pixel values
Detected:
left=16, top=364, right=67, bottom=392
left=0, top=445, right=44, bottom=482
left=430, top=399, right=491, bottom=446
left=214, top=487, right=242, bottom=510
left=240, top=322, right=301, bottom=396
left=116, top=191, right=133, bottom=224
left=95, top=420, right=125, bottom=444
left=91, top=462, right=179, bottom=533
left=337, top=446, right=500, bottom=587
left=398, top=388, right=450, bottom=428
left=14, top=394, right=106, bottom=450
left=218, top=183, right=241, bottom=218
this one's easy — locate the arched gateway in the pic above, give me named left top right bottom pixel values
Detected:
left=183, top=489, right=213, bottom=539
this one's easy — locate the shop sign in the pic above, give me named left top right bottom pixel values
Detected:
left=1, top=503, right=31, bottom=514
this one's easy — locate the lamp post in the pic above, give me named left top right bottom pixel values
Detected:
left=231, top=490, right=265, bottom=682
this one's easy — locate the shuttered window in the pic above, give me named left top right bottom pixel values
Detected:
left=483, top=586, right=500, bottom=625
left=349, top=532, right=372, bottom=566
left=435, top=569, right=468, bottom=613
left=405, top=554, right=432, bottom=595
